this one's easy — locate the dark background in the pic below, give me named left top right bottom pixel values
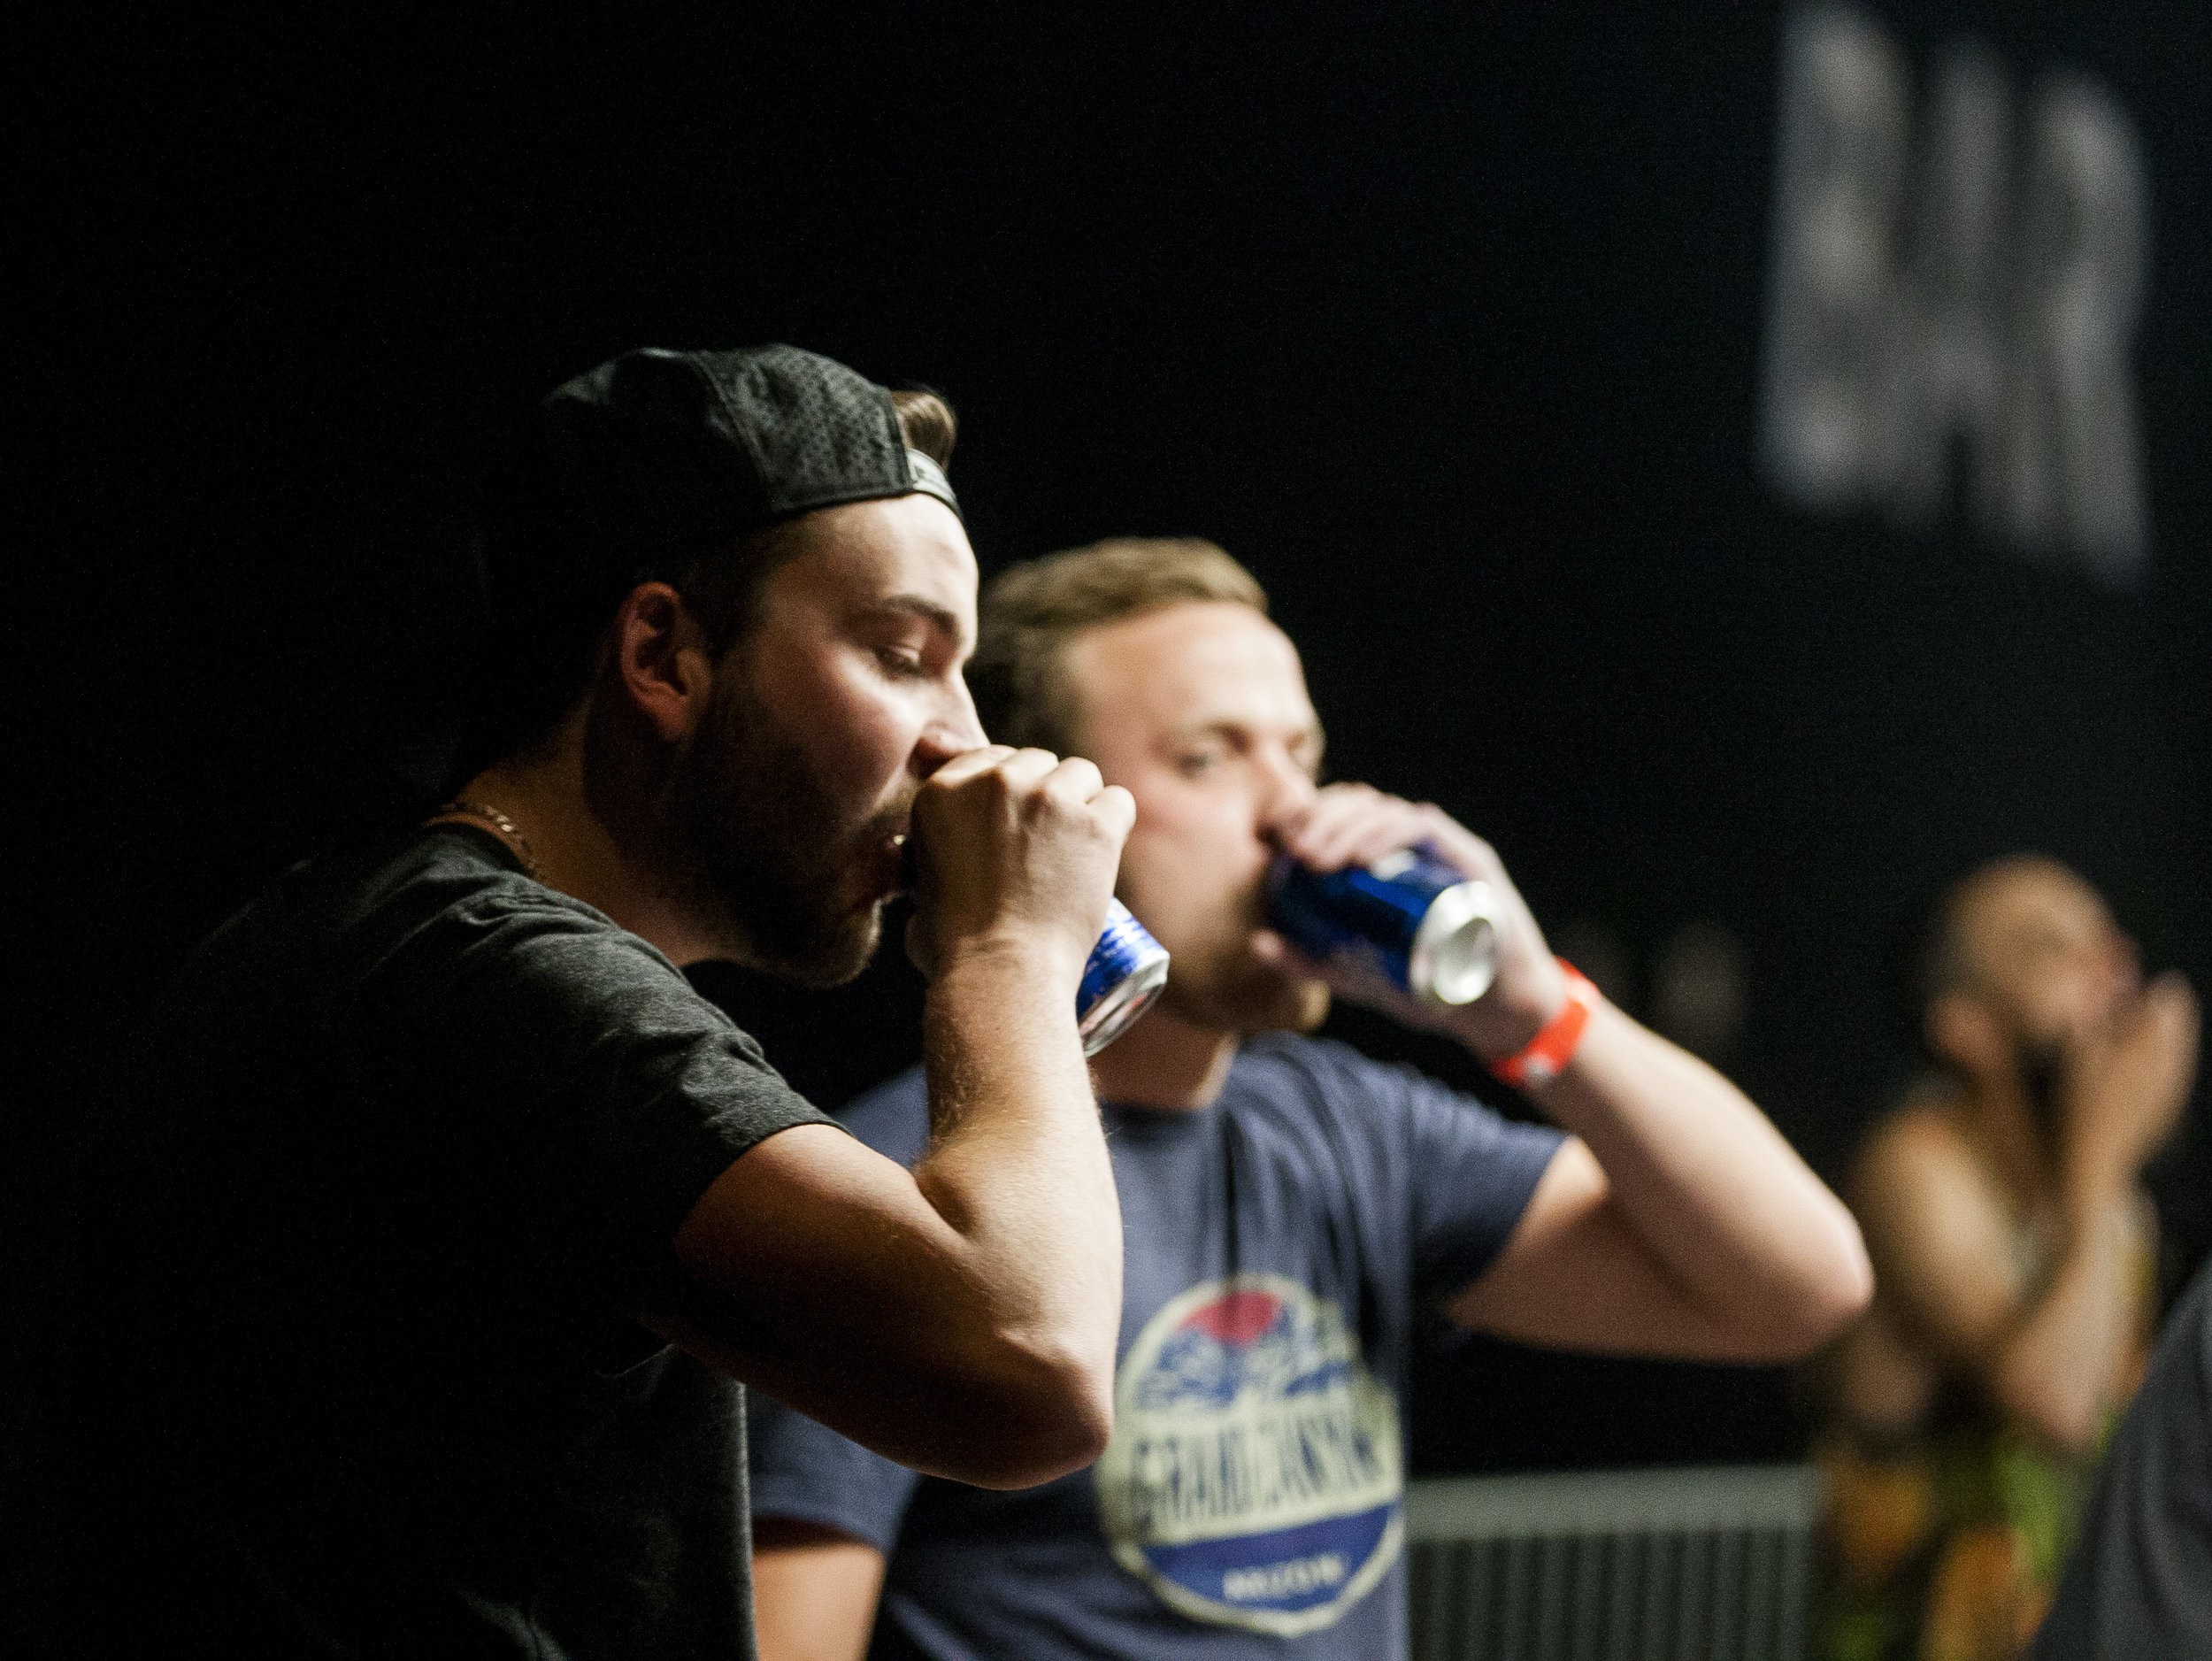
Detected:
left=17, top=2, right=2209, bottom=1473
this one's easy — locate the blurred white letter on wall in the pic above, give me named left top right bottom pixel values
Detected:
left=2007, top=76, right=2150, bottom=584
left=1760, top=6, right=1908, bottom=513
left=1759, top=6, right=2152, bottom=588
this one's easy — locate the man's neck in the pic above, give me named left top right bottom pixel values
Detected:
left=1087, top=1002, right=1240, bottom=1111
left=1960, top=1071, right=2057, bottom=1209
left=449, top=722, right=722, bottom=967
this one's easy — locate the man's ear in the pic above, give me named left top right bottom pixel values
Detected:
left=1927, top=992, right=2005, bottom=1078
left=609, top=581, right=715, bottom=742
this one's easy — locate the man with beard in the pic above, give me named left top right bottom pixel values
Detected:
left=744, top=537, right=1874, bottom=1661
left=23, top=348, right=1133, bottom=1659
left=1816, top=856, right=2198, bottom=1661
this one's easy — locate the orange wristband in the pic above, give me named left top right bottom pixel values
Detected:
left=1490, top=960, right=1597, bottom=1087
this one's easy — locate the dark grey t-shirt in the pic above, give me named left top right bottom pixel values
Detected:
left=2032, top=1257, right=2212, bottom=1660
left=54, top=826, right=833, bottom=1658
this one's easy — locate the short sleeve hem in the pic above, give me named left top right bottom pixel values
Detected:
left=1415, top=1126, right=1565, bottom=1302
left=747, top=1482, right=909, bottom=1556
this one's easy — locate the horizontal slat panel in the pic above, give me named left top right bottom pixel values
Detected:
left=1406, top=1469, right=1824, bottom=1660
left=1406, top=1464, right=1823, bottom=1542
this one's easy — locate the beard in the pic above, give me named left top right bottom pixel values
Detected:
left=2013, top=1029, right=2070, bottom=1151
left=1151, top=874, right=1332, bottom=1036
left=659, top=663, right=895, bottom=988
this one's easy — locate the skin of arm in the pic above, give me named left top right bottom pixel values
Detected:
left=1844, top=973, right=2193, bottom=1455
left=1852, top=1111, right=2147, bottom=1457
left=1267, top=785, right=1872, bottom=1363
left=751, top=1520, right=887, bottom=1661
left=653, top=747, right=1131, bottom=1490
left=1448, top=997, right=1874, bottom=1361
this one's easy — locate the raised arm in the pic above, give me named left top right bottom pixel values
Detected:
left=1847, top=977, right=2192, bottom=1453
left=652, top=746, right=1131, bottom=1489
left=1262, top=784, right=1871, bottom=1363
left=1452, top=996, right=1871, bottom=1360
left=1847, top=1114, right=2140, bottom=1455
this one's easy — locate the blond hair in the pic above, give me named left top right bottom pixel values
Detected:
left=969, top=537, right=1268, bottom=752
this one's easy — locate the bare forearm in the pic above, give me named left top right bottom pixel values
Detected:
left=1519, top=1000, right=1870, bottom=1351
left=753, top=1529, right=885, bottom=1661
left=663, top=745, right=1131, bottom=1485
left=659, top=950, right=1118, bottom=1485
left=910, top=943, right=1122, bottom=1403
left=1993, top=1182, right=2142, bottom=1452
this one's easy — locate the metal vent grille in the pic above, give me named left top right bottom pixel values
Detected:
left=1406, top=1465, right=1823, bottom=1661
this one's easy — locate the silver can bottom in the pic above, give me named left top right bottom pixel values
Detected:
left=1409, top=879, right=1501, bottom=1006
left=1079, top=953, right=1171, bottom=1056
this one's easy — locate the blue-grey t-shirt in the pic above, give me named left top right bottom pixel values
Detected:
left=749, top=1034, right=1564, bottom=1659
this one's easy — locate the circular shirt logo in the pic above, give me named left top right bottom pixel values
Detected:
left=1094, top=1273, right=1403, bottom=1636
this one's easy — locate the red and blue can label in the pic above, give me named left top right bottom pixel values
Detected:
left=1077, top=898, right=1171, bottom=1055
left=1267, top=848, right=1500, bottom=1007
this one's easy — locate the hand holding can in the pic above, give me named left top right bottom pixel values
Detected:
left=902, top=823, right=1168, bottom=1055
left=1268, top=783, right=1571, bottom=1054
left=1266, top=847, right=1500, bottom=1007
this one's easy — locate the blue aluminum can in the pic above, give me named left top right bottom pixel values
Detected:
left=1267, top=847, right=1501, bottom=1006
left=1078, top=898, right=1172, bottom=1055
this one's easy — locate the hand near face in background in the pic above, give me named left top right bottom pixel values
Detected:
left=2062, top=971, right=2199, bottom=1196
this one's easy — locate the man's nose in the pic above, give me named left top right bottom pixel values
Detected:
left=915, top=681, right=990, bottom=775
left=1256, top=751, right=1318, bottom=841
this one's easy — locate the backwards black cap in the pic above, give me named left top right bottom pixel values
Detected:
left=465, top=344, right=959, bottom=771
left=527, top=343, right=956, bottom=567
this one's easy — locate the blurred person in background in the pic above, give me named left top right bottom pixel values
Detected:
left=745, top=537, right=1872, bottom=1661
left=1817, top=856, right=2199, bottom=1661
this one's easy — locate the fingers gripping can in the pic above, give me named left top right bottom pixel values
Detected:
left=903, top=835, right=1168, bottom=1054
left=1078, top=899, right=1171, bottom=1055
left=1267, top=847, right=1501, bottom=1006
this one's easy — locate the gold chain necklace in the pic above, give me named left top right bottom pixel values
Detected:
left=434, top=797, right=544, bottom=880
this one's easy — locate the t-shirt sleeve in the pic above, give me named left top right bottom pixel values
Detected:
left=1389, top=1065, right=1566, bottom=1303
left=748, top=1387, right=922, bottom=1552
left=356, top=886, right=837, bottom=1311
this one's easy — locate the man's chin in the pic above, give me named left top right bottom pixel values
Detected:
left=1159, top=965, right=1331, bottom=1037
left=703, top=899, right=886, bottom=990
left=778, top=906, right=887, bottom=990
left=1268, top=979, right=1332, bottom=1035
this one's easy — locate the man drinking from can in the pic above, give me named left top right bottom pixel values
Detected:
left=22, top=349, right=1134, bottom=1659
left=747, top=536, right=1875, bottom=1661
